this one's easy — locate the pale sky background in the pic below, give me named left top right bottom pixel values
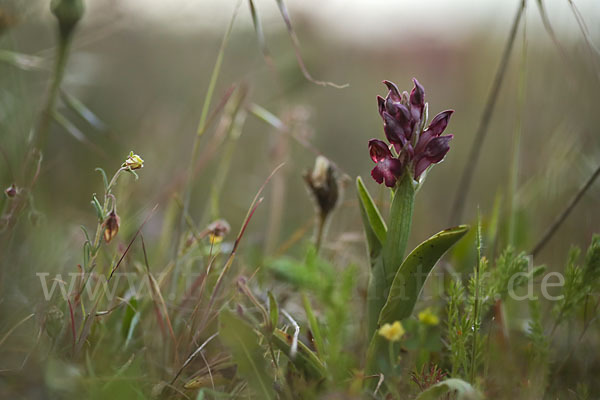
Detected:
left=104, top=0, right=600, bottom=43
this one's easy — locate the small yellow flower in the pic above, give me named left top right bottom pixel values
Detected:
left=123, top=151, right=144, bottom=170
left=378, top=321, right=405, bottom=342
left=208, top=233, right=223, bottom=244
left=418, top=307, right=440, bottom=326
left=205, top=219, right=230, bottom=244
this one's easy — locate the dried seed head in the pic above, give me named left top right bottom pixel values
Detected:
left=122, top=151, right=144, bottom=170
left=206, top=219, right=231, bottom=244
left=45, top=305, right=64, bottom=339
left=4, top=184, right=17, bottom=198
left=102, top=210, right=120, bottom=243
left=303, top=156, right=340, bottom=218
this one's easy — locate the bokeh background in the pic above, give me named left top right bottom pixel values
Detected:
left=1, top=0, right=600, bottom=397
left=2, top=0, right=598, bottom=259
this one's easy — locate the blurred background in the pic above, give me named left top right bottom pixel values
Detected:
left=1, top=0, right=599, bottom=261
left=1, top=0, right=600, bottom=396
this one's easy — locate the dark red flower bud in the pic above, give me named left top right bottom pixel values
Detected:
left=385, top=98, right=411, bottom=124
left=102, top=210, right=120, bottom=243
left=369, top=139, right=403, bottom=187
left=4, top=184, right=17, bottom=198
left=377, top=96, right=386, bottom=117
left=383, top=112, right=410, bottom=152
left=413, top=135, right=453, bottom=180
left=369, top=139, right=392, bottom=163
left=383, top=80, right=402, bottom=102
left=409, top=78, right=425, bottom=124
left=415, top=110, right=454, bottom=155
left=372, top=158, right=404, bottom=188
left=424, top=135, right=452, bottom=163
left=410, top=78, right=425, bottom=109
left=428, top=110, right=454, bottom=137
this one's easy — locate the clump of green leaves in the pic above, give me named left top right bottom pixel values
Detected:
left=266, top=244, right=358, bottom=383
left=446, top=244, right=544, bottom=380
left=525, top=298, right=550, bottom=396
left=553, top=235, right=600, bottom=328
left=356, top=175, right=469, bottom=379
left=445, top=257, right=488, bottom=381
left=447, top=278, right=470, bottom=378
left=489, top=247, right=534, bottom=300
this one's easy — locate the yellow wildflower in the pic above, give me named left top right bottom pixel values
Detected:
left=123, top=151, right=144, bottom=170
left=206, top=219, right=230, bottom=244
left=208, top=233, right=223, bottom=244
left=418, top=307, right=440, bottom=326
left=378, top=321, right=405, bottom=342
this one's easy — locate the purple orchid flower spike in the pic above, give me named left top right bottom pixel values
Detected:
left=379, top=80, right=413, bottom=153
left=413, top=110, right=454, bottom=180
left=409, top=78, right=425, bottom=124
left=369, top=79, right=455, bottom=187
left=377, top=96, right=386, bottom=117
left=369, top=139, right=403, bottom=188
left=383, top=80, right=402, bottom=103
left=413, top=135, right=453, bottom=180
left=382, top=111, right=412, bottom=155
left=415, top=110, right=454, bottom=155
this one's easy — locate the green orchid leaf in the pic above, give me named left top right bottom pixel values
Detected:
left=361, top=173, right=415, bottom=338
left=356, top=176, right=387, bottom=261
left=121, top=297, right=138, bottom=341
left=366, top=255, right=386, bottom=338
left=219, top=309, right=275, bottom=400
left=267, top=291, right=278, bottom=332
left=302, top=293, right=325, bottom=357
left=379, top=225, right=470, bottom=325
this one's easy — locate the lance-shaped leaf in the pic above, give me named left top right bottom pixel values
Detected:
left=302, top=293, right=325, bottom=358
left=356, top=176, right=387, bottom=261
left=267, top=291, right=278, bottom=333
left=415, top=378, right=482, bottom=400
left=364, top=223, right=468, bottom=376
left=219, top=309, right=275, bottom=399
left=120, top=297, right=138, bottom=342
left=378, top=225, right=469, bottom=324
left=271, top=329, right=327, bottom=380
